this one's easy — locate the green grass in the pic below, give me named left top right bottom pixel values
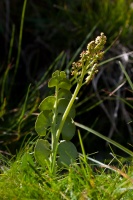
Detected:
left=0, top=147, right=133, bottom=199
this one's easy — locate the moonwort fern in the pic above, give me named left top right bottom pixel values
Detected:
left=34, top=33, right=107, bottom=175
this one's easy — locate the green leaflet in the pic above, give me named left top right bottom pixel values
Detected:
left=58, top=89, right=72, bottom=100
left=57, top=141, right=78, bottom=166
left=56, top=115, right=75, bottom=140
left=34, top=139, right=51, bottom=167
left=35, top=110, right=52, bottom=136
left=57, top=98, right=76, bottom=118
left=39, top=96, right=56, bottom=111
left=48, top=70, right=71, bottom=90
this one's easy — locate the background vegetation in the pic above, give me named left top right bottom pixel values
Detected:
left=0, top=0, right=133, bottom=160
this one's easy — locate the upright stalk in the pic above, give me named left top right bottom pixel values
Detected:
left=51, top=86, right=59, bottom=174
left=51, top=68, right=86, bottom=174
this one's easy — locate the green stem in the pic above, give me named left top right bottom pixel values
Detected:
left=51, top=86, right=59, bottom=174
left=51, top=68, right=86, bottom=174
left=57, top=82, right=81, bottom=139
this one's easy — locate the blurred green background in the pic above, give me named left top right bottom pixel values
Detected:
left=0, top=0, right=133, bottom=159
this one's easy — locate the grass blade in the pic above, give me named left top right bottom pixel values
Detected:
left=119, top=61, right=133, bottom=91
left=14, top=0, right=27, bottom=77
left=7, top=24, right=15, bottom=64
left=75, top=121, right=133, bottom=157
